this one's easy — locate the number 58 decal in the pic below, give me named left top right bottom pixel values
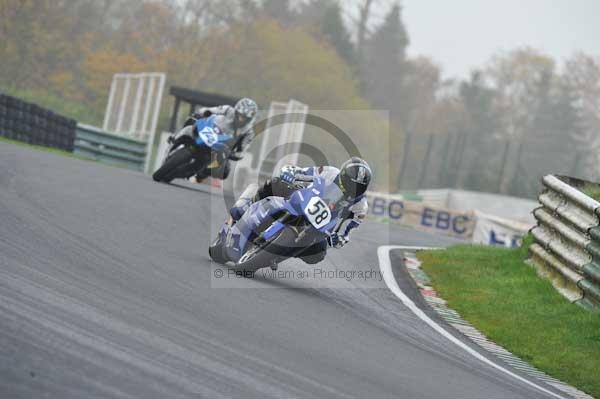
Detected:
left=304, top=197, right=331, bottom=229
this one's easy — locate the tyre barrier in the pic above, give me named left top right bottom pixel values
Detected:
left=0, top=93, right=76, bottom=151
left=530, top=174, right=600, bottom=312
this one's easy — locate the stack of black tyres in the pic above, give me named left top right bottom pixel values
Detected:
left=0, top=93, right=76, bottom=152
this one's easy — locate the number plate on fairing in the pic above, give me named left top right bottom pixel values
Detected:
left=198, top=127, right=219, bottom=147
left=304, top=197, right=331, bottom=229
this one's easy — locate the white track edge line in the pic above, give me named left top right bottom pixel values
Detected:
left=377, top=245, right=568, bottom=399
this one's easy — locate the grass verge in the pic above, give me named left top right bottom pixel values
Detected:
left=418, top=237, right=600, bottom=398
left=581, top=185, right=600, bottom=202
left=0, top=135, right=89, bottom=161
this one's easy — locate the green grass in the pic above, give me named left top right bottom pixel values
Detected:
left=418, top=237, right=600, bottom=398
left=581, top=185, right=600, bottom=202
left=0, top=135, right=90, bottom=161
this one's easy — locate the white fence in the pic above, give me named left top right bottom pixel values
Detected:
left=102, top=73, right=166, bottom=173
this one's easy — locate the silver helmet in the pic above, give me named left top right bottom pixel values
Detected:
left=234, top=98, right=258, bottom=127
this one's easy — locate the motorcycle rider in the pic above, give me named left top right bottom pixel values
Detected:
left=229, top=157, right=372, bottom=264
left=168, top=97, right=258, bottom=181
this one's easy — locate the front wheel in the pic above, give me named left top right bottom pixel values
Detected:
left=235, top=227, right=299, bottom=272
left=152, top=147, right=194, bottom=183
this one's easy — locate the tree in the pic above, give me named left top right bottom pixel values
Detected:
left=486, top=48, right=556, bottom=138
left=361, top=3, right=409, bottom=112
left=194, top=19, right=393, bottom=189
left=460, top=71, right=499, bottom=136
left=451, top=71, right=503, bottom=190
left=398, top=56, right=441, bottom=134
left=355, top=3, right=414, bottom=190
left=563, top=53, right=600, bottom=180
left=261, top=0, right=293, bottom=22
left=355, top=0, right=374, bottom=62
left=196, top=19, right=366, bottom=108
left=484, top=48, right=556, bottom=193
left=298, top=0, right=355, bottom=64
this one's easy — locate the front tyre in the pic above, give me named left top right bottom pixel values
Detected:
left=152, top=147, right=194, bottom=183
left=235, top=227, right=297, bottom=272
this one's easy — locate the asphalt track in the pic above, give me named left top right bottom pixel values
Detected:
left=0, top=142, right=569, bottom=398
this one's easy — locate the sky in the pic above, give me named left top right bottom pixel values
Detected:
left=398, top=0, right=600, bottom=79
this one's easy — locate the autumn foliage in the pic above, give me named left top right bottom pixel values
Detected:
left=2, top=0, right=600, bottom=194
left=0, top=1, right=368, bottom=124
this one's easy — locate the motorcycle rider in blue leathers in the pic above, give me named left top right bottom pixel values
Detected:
left=229, top=157, right=372, bottom=264
left=168, top=97, right=258, bottom=181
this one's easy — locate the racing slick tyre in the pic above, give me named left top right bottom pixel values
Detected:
left=208, top=235, right=228, bottom=265
left=152, top=147, right=193, bottom=183
left=234, top=227, right=298, bottom=273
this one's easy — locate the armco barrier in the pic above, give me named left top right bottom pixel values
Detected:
left=0, top=93, right=76, bottom=151
left=530, top=174, right=600, bottom=311
left=74, top=124, right=147, bottom=171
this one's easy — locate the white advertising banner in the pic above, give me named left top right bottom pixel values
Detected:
left=472, top=211, right=532, bottom=248
left=367, top=192, right=533, bottom=245
left=366, top=192, right=475, bottom=240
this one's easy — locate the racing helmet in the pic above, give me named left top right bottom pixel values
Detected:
left=234, top=98, right=258, bottom=127
left=337, top=157, right=372, bottom=201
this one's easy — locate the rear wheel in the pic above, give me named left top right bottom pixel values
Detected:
left=208, top=235, right=228, bottom=264
left=152, top=147, right=194, bottom=183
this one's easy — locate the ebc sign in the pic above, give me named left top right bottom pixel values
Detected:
left=367, top=193, right=474, bottom=239
left=420, top=207, right=472, bottom=235
left=370, top=196, right=405, bottom=220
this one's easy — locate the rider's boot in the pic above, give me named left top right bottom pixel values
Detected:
left=230, top=183, right=259, bottom=222
left=194, top=169, right=210, bottom=184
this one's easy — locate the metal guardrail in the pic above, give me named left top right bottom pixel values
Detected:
left=74, top=124, right=147, bottom=171
left=530, top=174, right=600, bottom=311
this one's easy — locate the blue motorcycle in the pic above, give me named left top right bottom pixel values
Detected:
left=153, top=116, right=233, bottom=183
left=209, top=176, right=343, bottom=271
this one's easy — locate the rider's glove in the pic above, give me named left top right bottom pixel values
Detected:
left=327, top=233, right=348, bottom=249
left=279, top=170, right=296, bottom=184
left=193, top=109, right=212, bottom=119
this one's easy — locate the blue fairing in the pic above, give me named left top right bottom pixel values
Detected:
left=286, top=177, right=342, bottom=234
left=222, top=197, right=287, bottom=263
left=219, top=176, right=345, bottom=263
left=195, top=116, right=233, bottom=151
left=263, top=221, right=285, bottom=240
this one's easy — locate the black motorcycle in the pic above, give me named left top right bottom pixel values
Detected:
left=152, top=115, right=233, bottom=183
